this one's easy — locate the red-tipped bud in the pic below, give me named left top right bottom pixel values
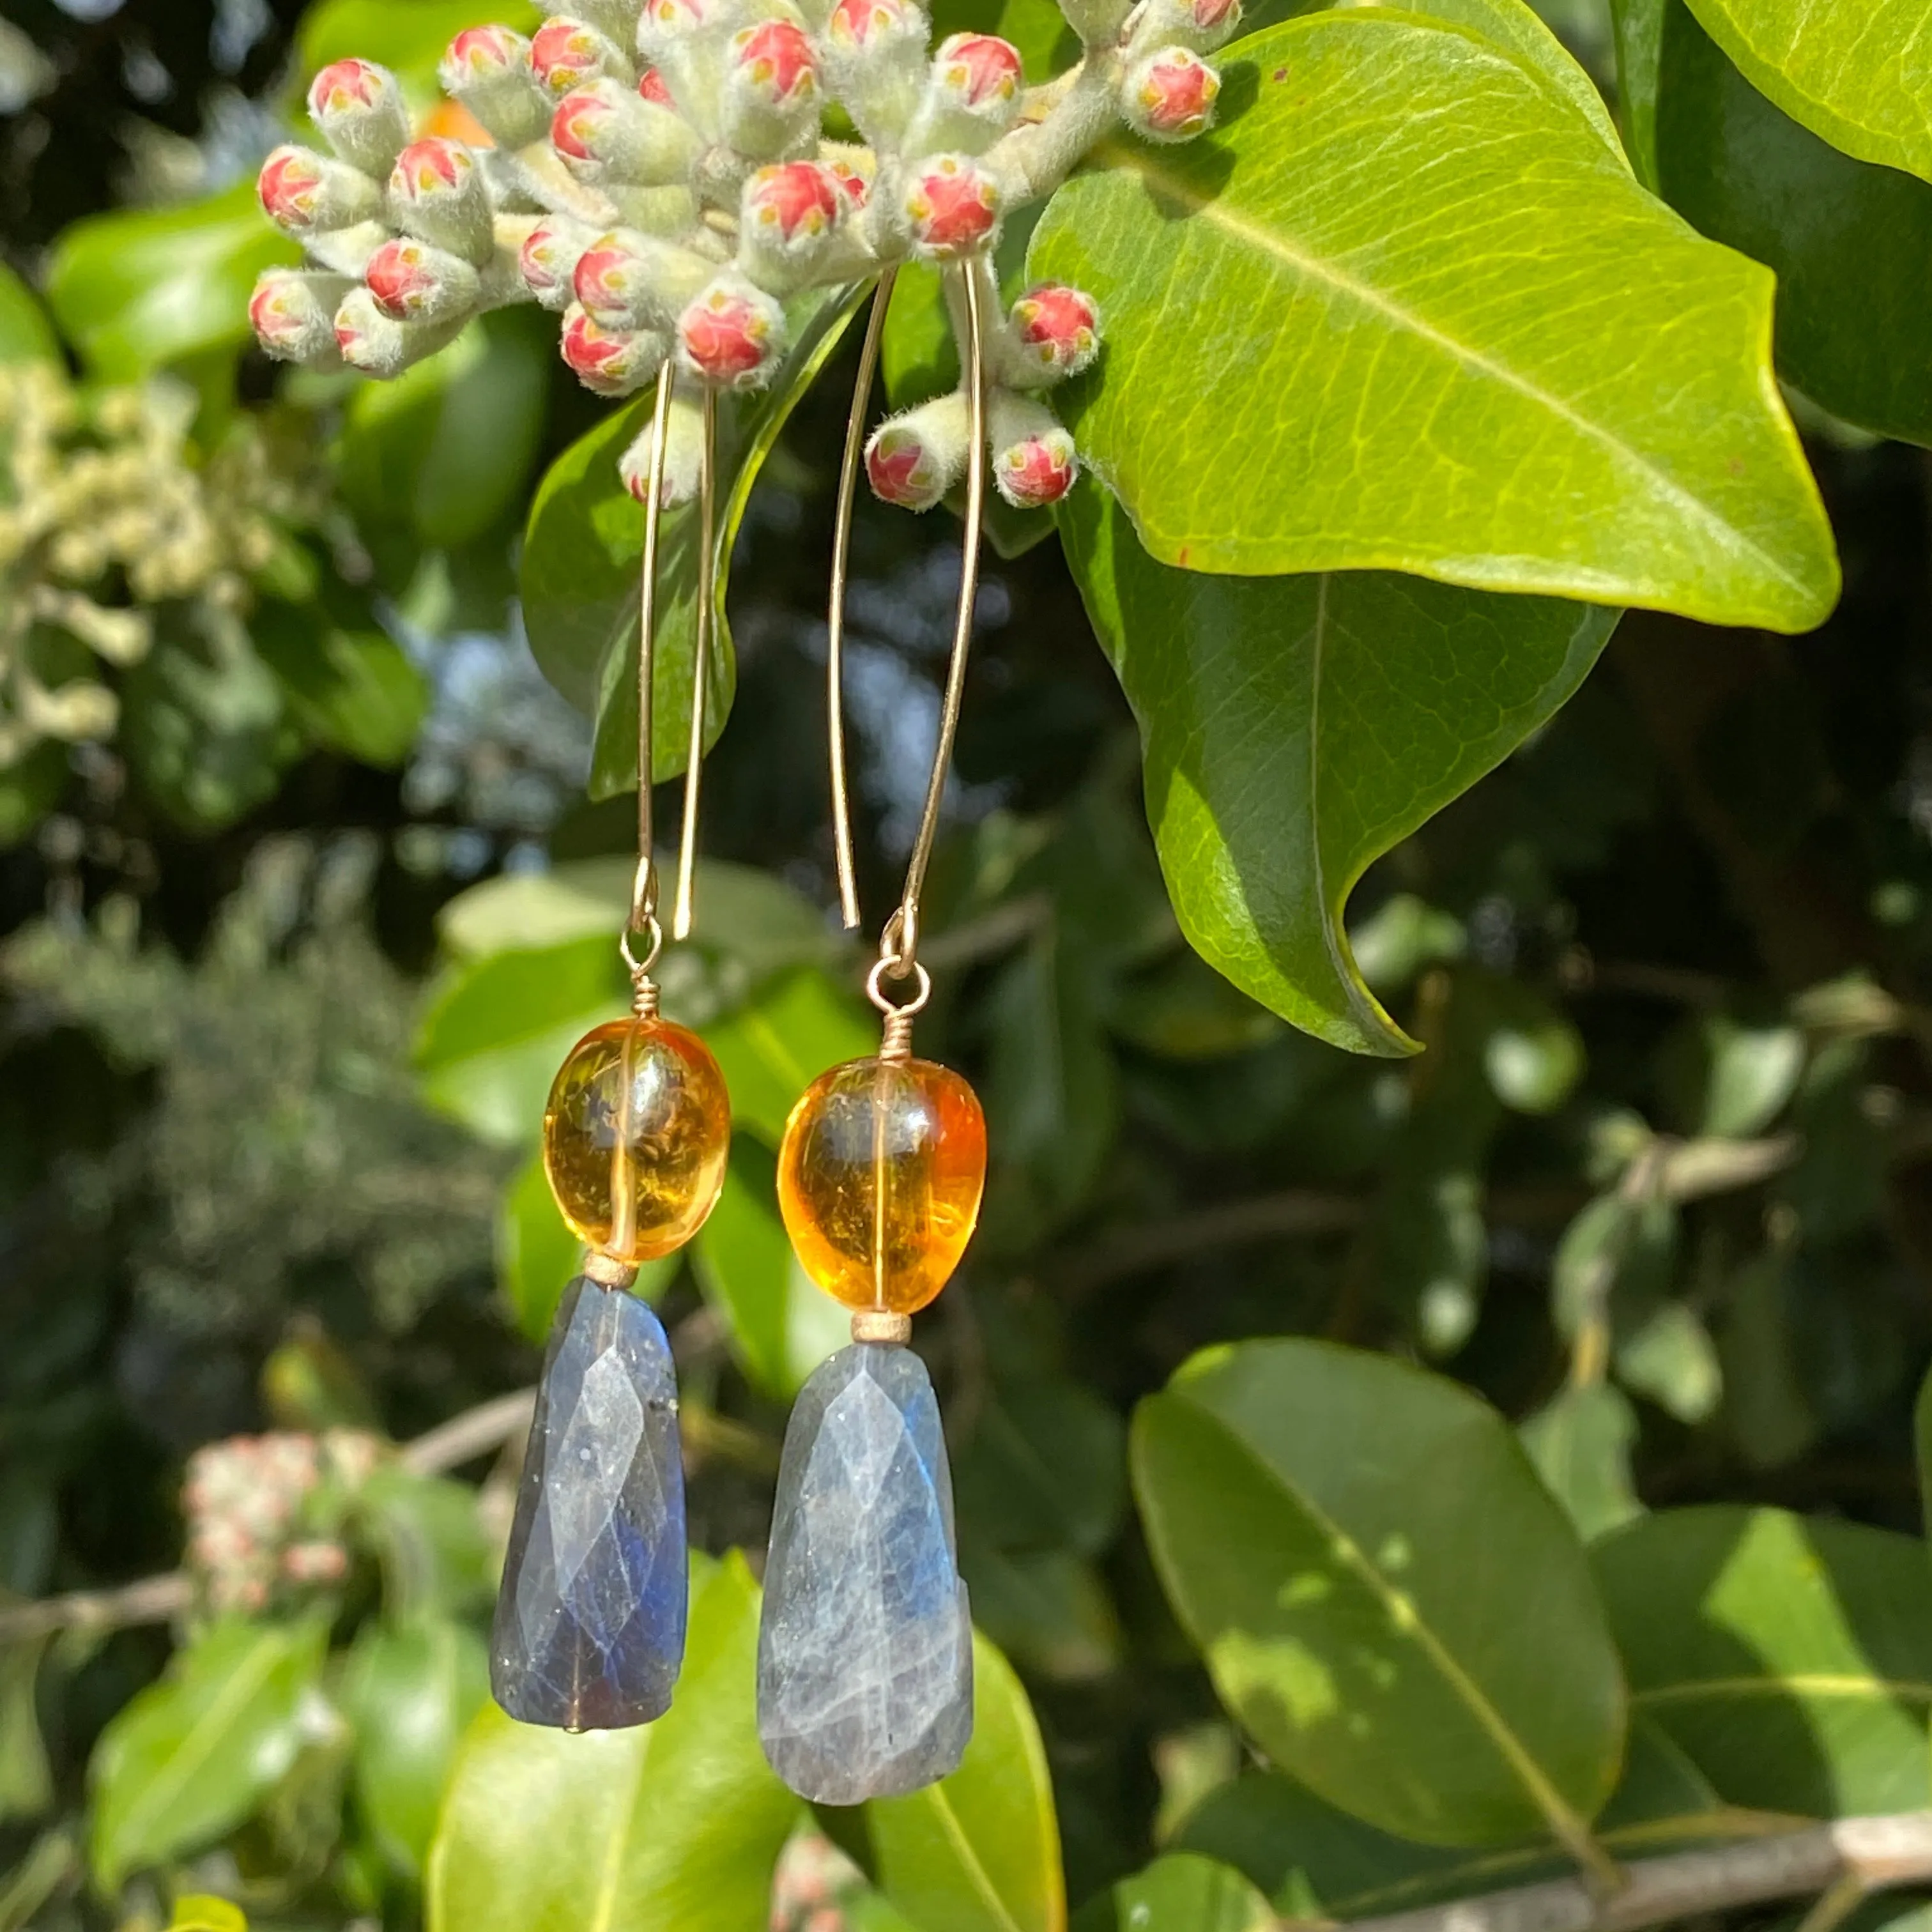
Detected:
left=824, top=153, right=871, bottom=205
left=438, top=25, right=553, bottom=148
left=638, top=66, right=675, bottom=105
left=933, top=33, right=1020, bottom=111
left=732, top=20, right=817, bottom=103
left=989, top=393, right=1076, bottom=507
left=1007, top=282, right=1100, bottom=384
left=364, top=236, right=482, bottom=323
left=530, top=16, right=627, bottom=95
left=552, top=77, right=702, bottom=183
left=824, top=0, right=929, bottom=142
left=1136, top=0, right=1241, bottom=50
left=742, top=159, right=845, bottom=249
left=864, top=393, right=969, bottom=510
left=618, top=393, right=707, bottom=506
left=249, top=268, right=352, bottom=364
left=560, top=303, right=668, bottom=395
left=678, top=277, right=786, bottom=388
left=1122, top=47, right=1218, bottom=141
left=573, top=227, right=712, bottom=328
left=903, top=155, right=1001, bottom=257
left=388, top=136, right=493, bottom=261
left=827, top=0, right=918, bottom=53
left=520, top=215, right=599, bottom=309
left=307, top=58, right=410, bottom=176
left=638, top=0, right=717, bottom=40
left=334, top=286, right=463, bottom=377
left=257, top=144, right=382, bottom=235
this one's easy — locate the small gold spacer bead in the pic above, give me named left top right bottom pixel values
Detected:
left=851, top=1309, right=912, bottom=1346
left=878, top=1009, right=915, bottom=1064
left=583, top=1251, right=641, bottom=1289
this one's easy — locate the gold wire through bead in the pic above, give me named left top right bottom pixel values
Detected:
left=850, top=1309, right=913, bottom=1345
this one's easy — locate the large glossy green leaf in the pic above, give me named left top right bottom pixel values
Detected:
left=701, top=965, right=875, bottom=1146
left=1029, top=13, right=1837, bottom=632
left=339, top=1618, right=489, bottom=1879
left=46, top=183, right=298, bottom=380
left=0, top=266, right=57, bottom=365
left=1654, top=2, right=1932, bottom=447
left=89, top=1617, right=330, bottom=1889
left=691, top=1144, right=848, bottom=1397
left=298, top=0, right=542, bottom=92
left=870, top=1634, right=1066, bottom=1932
left=1132, top=1338, right=1627, bottom=1850
left=338, top=310, right=551, bottom=555
left=496, top=1151, right=587, bottom=1343
left=1593, top=1506, right=1932, bottom=1816
left=1061, top=484, right=1616, bottom=1054
left=1073, top=1854, right=1273, bottom=1932
left=1678, top=0, right=1932, bottom=182
left=427, top=1553, right=794, bottom=1932
left=1611, top=0, right=1670, bottom=185
left=522, top=286, right=866, bottom=797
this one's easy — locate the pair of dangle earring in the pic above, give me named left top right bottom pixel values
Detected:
left=754, top=263, right=992, bottom=1802
left=490, top=373, right=728, bottom=1732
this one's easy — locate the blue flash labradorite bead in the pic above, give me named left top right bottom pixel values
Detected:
left=756, top=1342, right=972, bottom=1800
left=491, top=1275, right=687, bottom=1729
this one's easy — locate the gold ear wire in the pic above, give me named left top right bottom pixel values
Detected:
left=827, top=267, right=900, bottom=933
left=622, top=361, right=678, bottom=1011
left=671, top=385, right=717, bottom=943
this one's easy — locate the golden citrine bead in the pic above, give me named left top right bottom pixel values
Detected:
left=776, top=1055, right=986, bottom=1315
left=543, top=1016, right=730, bottom=1263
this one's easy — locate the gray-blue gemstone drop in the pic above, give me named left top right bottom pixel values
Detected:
left=490, top=1275, right=687, bottom=1729
left=757, top=1342, right=972, bottom=1802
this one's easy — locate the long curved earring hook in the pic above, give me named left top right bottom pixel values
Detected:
left=826, top=267, right=900, bottom=933
left=671, top=385, right=717, bottom=942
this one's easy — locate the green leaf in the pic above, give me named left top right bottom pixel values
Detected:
left=415, top=934, right=625, bottom=1145
left=1678, top=0, right=1932, bottom=182
left=1519, top=1382, right=1644, bottom=1543
left=1592, top=1506, right=1932, bottom=1816
left=702, top=965, right=876, bottom=1146
left=89, top=1616, right=330, bottom=1890
left=1030, top=15, right=1837, bottom=632
left=340, top=1618, right=489, bottom=1879
left=0, top=266, right=58, bottom=365
left=928, top=0, right=1076, bottom=80
left=338, top=310, right=552, bottom=556
left=426, top=1553, right=795, bottom=1932
left=356, top=1467, right=498, bottom=1622
left=253, top=598, right=428, bottom=769
left=692, top=1143, right=848, bottom=1397
left=45, top=183, right=299, bottom=380
left=1616, top=1302, right=1721, bottom=1425
left=1132, top=1338, right=1627, bottom=1849
left=521, top=287, right=865, bottom=797
left=1061, top=482, right=1616, bottom=1054
left=498, top=1151, right=586, bottom=1344
left=0, top=1636, right=52, bottom=1825
left=870, top=1632, right=1066, bottom=1932
left=298, top=0, right=542, bottom=93
left=1655, top=1, right=1932, bottom=448
left=956, top=1544, right=1122, bottom=1684
left=953, top=1378, right=1126, bottom=1560
left=1072, top=1853, right=1274, bottom=1932
left=1610, top=0, right=1669, bottom=185
left=167, top=1897, right=249, bottom=1932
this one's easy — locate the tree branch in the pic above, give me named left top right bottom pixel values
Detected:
left=1334, top=1813, right=1932, bottom=1932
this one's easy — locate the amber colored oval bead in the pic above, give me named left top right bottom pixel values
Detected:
left=776, top=1055, right=986, bottom=1314
left=542, top=1016, right=730, bottom=1263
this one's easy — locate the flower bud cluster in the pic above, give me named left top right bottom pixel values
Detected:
left=251, top=0, right=1234, bottom=500
left=0, top=362, right=327, bottom=776
left=181, top=1428, right=380, bottom=1616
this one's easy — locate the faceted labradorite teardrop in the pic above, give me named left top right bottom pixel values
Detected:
left=756, top=1343, right=972, bottom=1802
left=491, top=1276, right=687, bottom=1729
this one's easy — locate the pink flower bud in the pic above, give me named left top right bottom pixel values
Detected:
left=364, top=236, right=482, bottom=323
left=933, top=33, right=1020, bottom=111
left=824, top=153, right=871, bottom=206
left=1008, top=282, right=1100, bottom=383
left=530, top=17, right=627, bottom=95
left=827, top=0, right=917, bottom=53
left=388, top=135, right=493, bottom=261
left=306, top=58, right=409, bottom=176
left=618, top=394, right=707, bottom=506
left=257, top=144, right=381, bottom=235
left=574, top=228, right=713, bottom=328
left=561, top=303, right=668, bottom=394
left=990, top=391, right=1076, bottom=505
left=249, top=268, right=352, bottom=364
left=903, top=155, right=1001, bottom=257
left=824, top=0, right=928, bottom=142
left=678, top=277, right=786, bottom=388
left=638, top=66, right=675, bottom=106
left=520, top=215, right=598, bottom=309
left=864, top=393, right=969, bottom=510
left=638, top=0, right=715, bottom=39
left=438, top=25, right=552, bottom=149
left=551, top=77, right=700, bottom=185
left=742, top=160, right=845, bottom=266
left=1138, top=0, right=1241, bottom=50
left=335, top=286, right=463, bottom=376
left=731, top=20, right=817, bottom=104
left=1123, top=47, right=1218, bottom=141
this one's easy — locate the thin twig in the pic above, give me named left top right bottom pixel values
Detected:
left=1328, top=1811, right=1932, bottom=1932
left=398, top=1387, right=535, bottom=1476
